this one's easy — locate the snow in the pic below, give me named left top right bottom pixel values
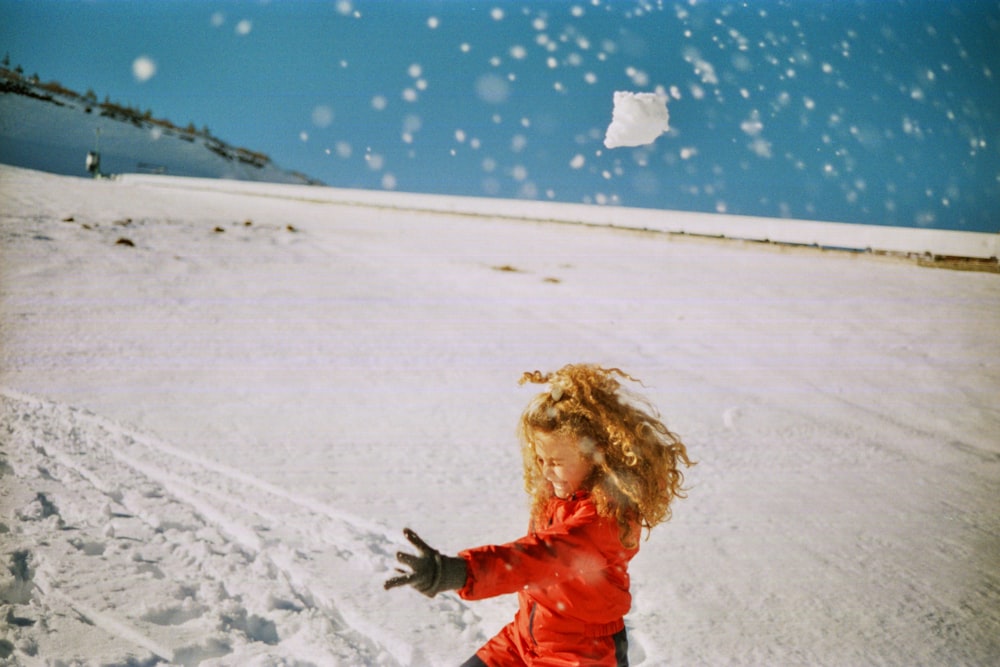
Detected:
left=1, top=163, right=999, bottom=666
left=604, top=91, right=670, bottom=149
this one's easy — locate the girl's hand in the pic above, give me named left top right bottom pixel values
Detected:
left=384, top=528, right=468, bottom=598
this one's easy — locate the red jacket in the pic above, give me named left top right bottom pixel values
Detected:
left=458, top=491, right=638, bottom=666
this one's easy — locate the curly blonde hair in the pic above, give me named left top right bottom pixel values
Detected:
left=518, top=364, right=693, bottom=547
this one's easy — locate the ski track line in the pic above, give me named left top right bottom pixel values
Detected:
left=2, top=388, right=359, bottom=664
left=0, top=387, right=447, bottom=666
left=91, top=397, right=391, bottom=540
left=63, top=393, right=389, bottom=656
left=33, top=574, right=177, bottom=665
left=3, top=396, right=231, bottom=664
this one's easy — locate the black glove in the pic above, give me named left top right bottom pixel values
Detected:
left=384, top=528, right=468, bottom=598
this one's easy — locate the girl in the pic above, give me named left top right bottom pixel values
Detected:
left=385, top=364, right=693, bottom=666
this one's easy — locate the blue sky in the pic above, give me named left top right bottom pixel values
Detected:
left=2, top=0, right=999, bottom=232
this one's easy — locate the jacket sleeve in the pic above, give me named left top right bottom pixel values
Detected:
left=457, top=503, right=627, bottom=601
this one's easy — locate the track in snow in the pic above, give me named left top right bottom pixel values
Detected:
left=0, top=388, right=487, bottom=666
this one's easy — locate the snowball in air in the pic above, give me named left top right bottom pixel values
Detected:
left=603, top=91, right=670, bottom=149
left=132, top=56, right=157, bottom=83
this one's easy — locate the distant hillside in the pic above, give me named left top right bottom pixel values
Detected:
left=0, top=68, right=321, bottom=185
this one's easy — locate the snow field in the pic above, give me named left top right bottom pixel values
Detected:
left=1, top=164, right=999, bottom=665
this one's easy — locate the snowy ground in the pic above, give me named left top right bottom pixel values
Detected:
left=1, top=164, right=998, bottom=666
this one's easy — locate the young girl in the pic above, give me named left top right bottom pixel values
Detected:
left=385, top=364, right=693, bottom=666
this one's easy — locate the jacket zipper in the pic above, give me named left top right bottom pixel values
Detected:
left=528, top=602, right=538, bottom=646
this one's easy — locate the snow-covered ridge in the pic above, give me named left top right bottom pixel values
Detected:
left=1, top=67, right=995, bottom=262
left=0, top=73, right=320, bottom=186
left=121, top=172, right=1000, bottom=263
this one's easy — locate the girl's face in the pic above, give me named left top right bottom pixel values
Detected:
left=532, top=430, right=594, bottom=499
